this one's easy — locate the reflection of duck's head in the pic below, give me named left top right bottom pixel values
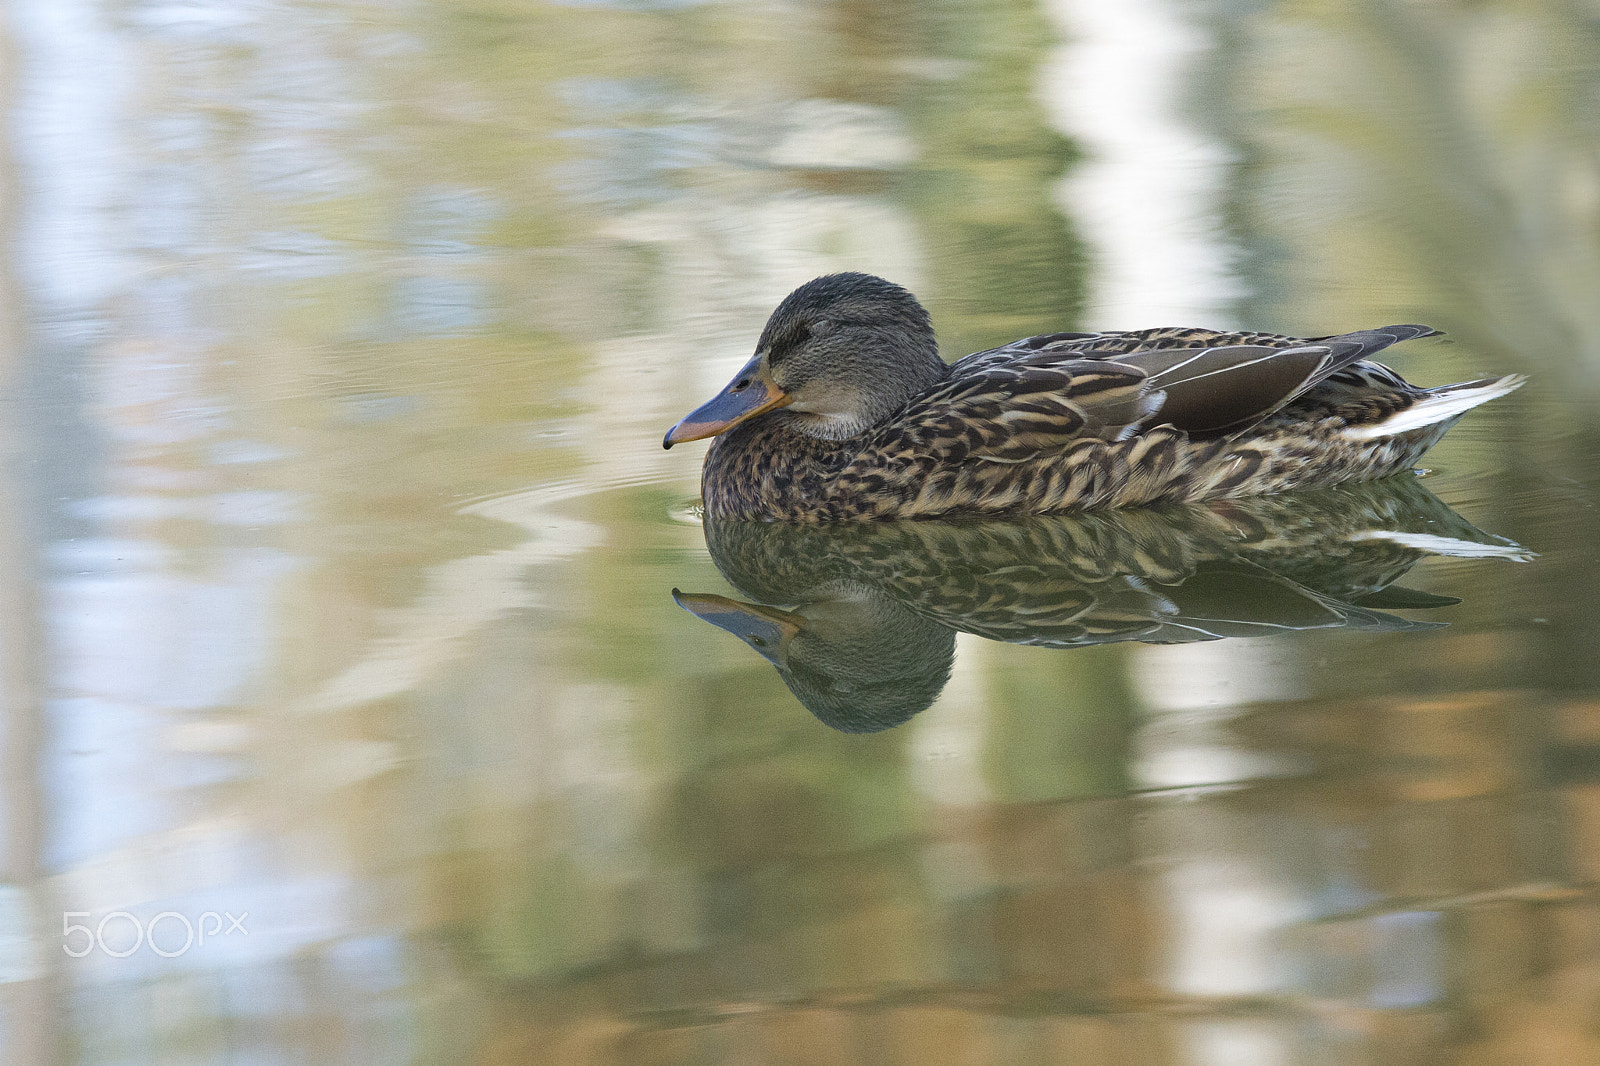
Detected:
left=673, top=584, right=953, bottom=733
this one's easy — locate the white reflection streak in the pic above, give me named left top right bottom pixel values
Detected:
left=1042, top=0, right=1245, bottom=326
left=289, top=485, right=603, bottom=716
left=1131, top=639, right=1301, bottom=1066
left=907, top=634, right=992, bottom=807
left=1130, top=640, right=1303, bottom=791
left=8, top=0, right=134, bottom=313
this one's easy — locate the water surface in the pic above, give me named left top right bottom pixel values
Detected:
left=2, top=1, right=1598, bottom=1063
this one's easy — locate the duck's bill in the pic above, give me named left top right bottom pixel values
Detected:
left=671, top=589, right=804, bottom=665
left=663, top=352, right=792, bottom=448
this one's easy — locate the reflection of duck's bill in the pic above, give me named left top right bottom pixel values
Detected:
left=671, top=589, right=805, bottom=665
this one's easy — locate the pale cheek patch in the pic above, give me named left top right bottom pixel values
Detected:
left=785, top=381, right=873, bottom=439
left=788, top=381, right=861, bottom=418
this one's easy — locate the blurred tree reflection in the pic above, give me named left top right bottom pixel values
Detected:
left=1205, top=0, right=1600, bottom=389
left=1194, top=0, right=1600, bottom=692
left=909, top=0, right=1088, bottom=353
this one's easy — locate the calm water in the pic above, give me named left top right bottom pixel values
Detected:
left=2, top=1, right=1598, bottom=1063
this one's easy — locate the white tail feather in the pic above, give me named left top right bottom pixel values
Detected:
left=1343, top=374, right=1526, bottom=440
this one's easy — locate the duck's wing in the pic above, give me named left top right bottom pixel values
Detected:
left=953, top=326, right=1319, bottom=373
left=951, top=331, right=1102, bottom=374
left=894, top=354, right=1159, bottom=463
left=1052, top=326, right=1325, bottom=356
left=926, top=325, right=1440, bottom=460
left=1107, top=325, right=1438, bottom=439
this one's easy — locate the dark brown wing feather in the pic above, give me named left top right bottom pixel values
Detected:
left=939, top=324, right=1439, bottom=450
left=1112, top=343, right=1333, bottom=438
left=1105, top=325, right=1438, bottom=439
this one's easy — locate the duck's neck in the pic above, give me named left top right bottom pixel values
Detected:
left=703, top=414, right=857, bottom=521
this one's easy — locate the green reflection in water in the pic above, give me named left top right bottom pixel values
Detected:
left=16, top=0, right=1600, bottom=1063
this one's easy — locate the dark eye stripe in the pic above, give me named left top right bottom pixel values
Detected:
left=769, top=324, right=812, bottom=363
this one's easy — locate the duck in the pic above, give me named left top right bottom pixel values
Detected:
left=671, top=477, right=1529, bottom=731
left=663, top=273, right=1526, bottom=521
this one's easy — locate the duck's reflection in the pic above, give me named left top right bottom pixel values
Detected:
left=675, top=477, right=1529, bottom=732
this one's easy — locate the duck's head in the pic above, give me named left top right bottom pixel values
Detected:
left=664, top=273, right=947, bottom=447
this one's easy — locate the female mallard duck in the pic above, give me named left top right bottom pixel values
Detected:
left=664, top=273, right=1525, bottom=521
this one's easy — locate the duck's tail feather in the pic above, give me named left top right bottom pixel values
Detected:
left=1343, top=373, right=1526, bottom=440
left=1318, top=324, right=1442, bottom=350
left=1309, top=325, right=1442, bottom=382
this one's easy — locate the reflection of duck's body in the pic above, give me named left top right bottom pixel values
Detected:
left=664, top=274, right=1524, bottom=521
left=675, top=478, right=1529, bottom=731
